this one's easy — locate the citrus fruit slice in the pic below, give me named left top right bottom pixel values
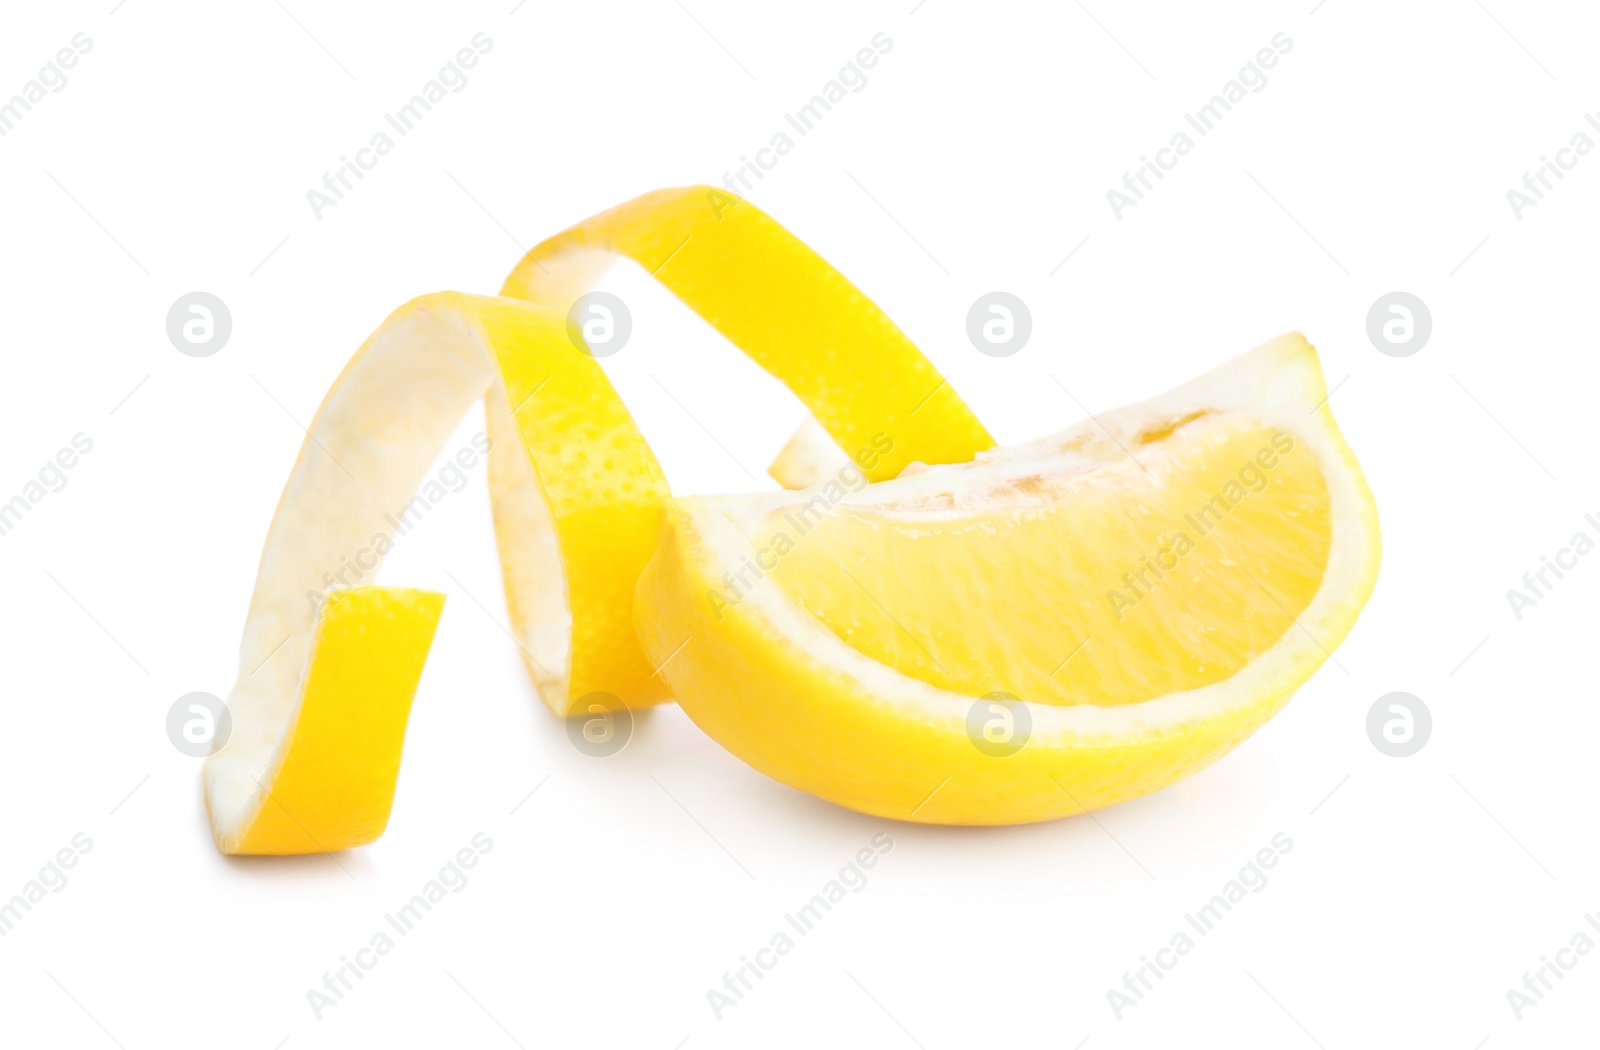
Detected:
left=632, top=333, right=1381, bottom=825
left=204, top=188, right=990, bottom=854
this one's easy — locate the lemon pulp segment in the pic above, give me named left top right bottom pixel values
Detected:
left=762, top=415, right=1332, bottom=707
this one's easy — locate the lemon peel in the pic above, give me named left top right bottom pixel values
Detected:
left=204, top=188, right=990, bottom=854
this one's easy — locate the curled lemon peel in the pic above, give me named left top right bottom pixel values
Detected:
left=204, top=187, right=992, bottom=855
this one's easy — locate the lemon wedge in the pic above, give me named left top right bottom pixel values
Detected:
left=632, top=333, right=1380, bottom=824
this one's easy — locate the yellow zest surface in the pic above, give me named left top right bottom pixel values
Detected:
left=501, top=187, right=993, bottom=481
left=217, top=588, right=442, bottom=855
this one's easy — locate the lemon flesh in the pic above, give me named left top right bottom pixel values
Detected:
left=765, top=415, right=1330, bottom=707
left=634, top=334, right=1380, bottom=825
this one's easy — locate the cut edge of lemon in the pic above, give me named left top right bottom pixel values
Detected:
left=633, top=333, right=1381, bottom=824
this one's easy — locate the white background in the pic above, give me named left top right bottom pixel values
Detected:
left=0, top=0, right=1595, bottom=1046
